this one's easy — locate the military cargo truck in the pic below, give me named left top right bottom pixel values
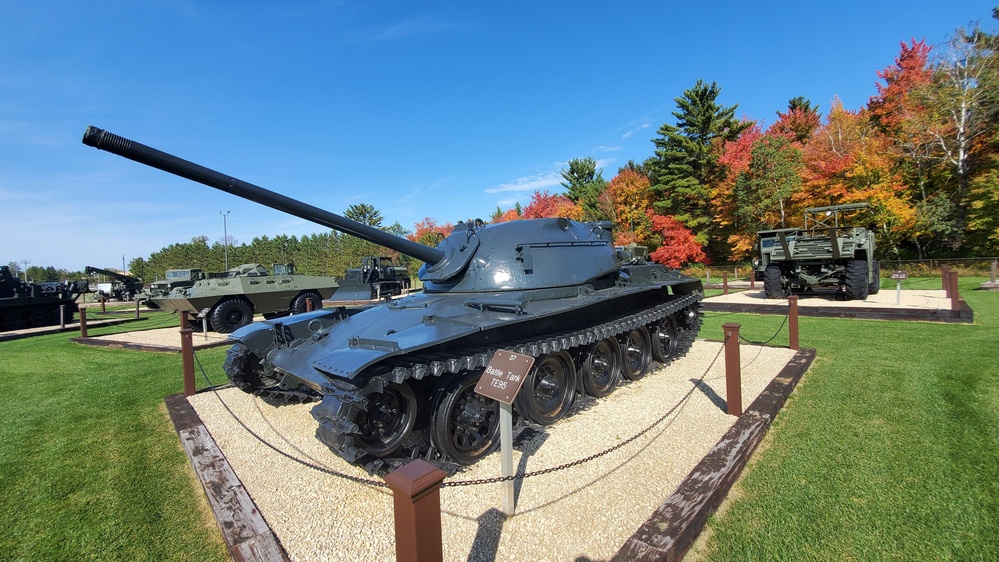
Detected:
left=331, top=256, right=410, bottom=302
left=754, top=202, right=880, bottom=300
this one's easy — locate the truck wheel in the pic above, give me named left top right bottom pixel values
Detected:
left=845, top=260, right=870, bottom=300
left=868, top=261, right=881, bottom=295
left=763, top=265, right=783, bottom=299
left=210, top=299, right=254, bottom=333
left=291, top=291, right=323, bottom=314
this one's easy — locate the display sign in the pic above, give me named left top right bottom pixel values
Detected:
left=474, top=349, right=535, bottom=404
left=891, top=270, right=908, bottom=280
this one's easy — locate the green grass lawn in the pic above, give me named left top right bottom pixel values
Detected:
left=695, top=277, right=999, bottom=560
left=2, top=281, right=996, bottom=560
left=0, top=311, right=229, bottom=562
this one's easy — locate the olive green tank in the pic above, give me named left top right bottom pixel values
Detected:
left=149, top=263, right=339, bottom=333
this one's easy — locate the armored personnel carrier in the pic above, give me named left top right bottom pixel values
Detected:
left=135, top=268, right=207, bottom=309
left=149, top=262, right=339, bottom=333
left=1, top=265, right=85, bottom=331
left=83, top=126, right=703, bottom=472
left=332, top=255, right=411, bottom=302
left=755, top=202, right=880, bottom=300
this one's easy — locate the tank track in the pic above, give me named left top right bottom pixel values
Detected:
left=313, top=292, right=702, bottom=472
left=224, top=344, right=322, bottom=403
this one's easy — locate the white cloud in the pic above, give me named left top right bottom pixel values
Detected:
left=485, top=172, right=562, bottom=194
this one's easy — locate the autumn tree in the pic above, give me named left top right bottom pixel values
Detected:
left=645, top=209, right=707, bottom=267
left=770, top=97, right=822, bottom=143
left=734, top=134, right=804, bottom=229
left=521, top=190, right=582, bottom=220
left=646, top=79, right=750, bottom=249
left=607, top=168, right=653, bottom=246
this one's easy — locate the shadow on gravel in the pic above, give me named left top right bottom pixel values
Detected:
left=466, top=432, right=548, bottom=562
left=691, top=378, right=727, bottom=412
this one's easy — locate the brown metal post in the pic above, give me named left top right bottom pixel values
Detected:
left=941, top=265, right=951, bottom=293
left=100, top=296, right=106, bottom=313
left=992, top=260, right=997, bottom=284
left=79, top=307, right=88, bottom=338
left=384, top=459, right=447, bottom=562
left=788, top=295, right=799, bottom=350
left=723, top=272, right=729, bottom=295
left=135, top=298, right=140, bottom=318
left=750, top=274, right=755, bottom=290
left=949, top=271, right=960, bottom=311
left=305, top=297, right=313, bottom=312
left=180, top=310, right=196, bottom=397
left=60, top=304, right=67, bottom=328
left=722, top=323, right=742, bottom=416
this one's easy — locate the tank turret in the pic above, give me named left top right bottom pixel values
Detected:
left=83, top=126, right=703, bottom=473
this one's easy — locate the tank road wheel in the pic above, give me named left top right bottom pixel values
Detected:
left=356, top=382, right=418, bottom=458
left=763, top=265, right=783, bottom=299
left=514, top=350, right=577, bottom=425
left=580, top=338, right=622, bottom=398
left=620, top=326, right=652, bottom=381
left=291, top=291, right=323, bottom=314
left=868, top=261, right=881, bottom=295
left=210, top=298, right=254, bottom=333
left=844, top=259, right=870, bottom=300
left=431, top=370, right=501, bottom=465
left=650, top=316, right=679, bottom=364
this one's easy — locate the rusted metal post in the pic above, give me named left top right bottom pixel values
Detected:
left=79, top=307, right=88, bottom=338
left=788, top=295, right=799, bottom=350
left=180, top=310, right=196, bottom=397
left=60, top=304, right=67, bottom=328
left=722, top=323, right=742, bottom=416
left=305, top=297, right=313, bottom=312
left=991, top=260, right=997, bottom=284
left=723, top=272, right=729, bottom=295
left=135, top=298, right=140, bottom=318
left=941, top=265, right=951, bottom=293
left=100, top=296, right=106, bottom=313
left=384, top=459, right=447, bottom=562
left=949, top=271, right=960, bottom=311
left=750, top=274, right=755, bottom=290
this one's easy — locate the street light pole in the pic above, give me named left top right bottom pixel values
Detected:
left=122, top=254, right=126, bottom=273
left=220, top=211, right=230, bottom=270
left=21, top=259, right=30, bottom=282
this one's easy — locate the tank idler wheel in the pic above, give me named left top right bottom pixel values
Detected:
left=620, top=326, right=652, bottom=381
left=225, top=344, right=280, bottom=390
left=292, top=291, right=324, bottom=314
left=580, top=338, right=622, bottom=398
left=356, top=382, right=418, bottom=458
left=650, top=315, right=679, bottom=364
left=431, top=370, right=502, bottom=465
left=210, top=298, right=254, bottom=333
left=514, top=350, right=577, bottom=425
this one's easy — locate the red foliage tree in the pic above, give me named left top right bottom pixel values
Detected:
left=491, top=208, right=521, bottom=223
left=408, top=217, right=454, bottom=247
left=646, top=209, right=707, bottom=267
left=521, top=190, right=582, bottom=220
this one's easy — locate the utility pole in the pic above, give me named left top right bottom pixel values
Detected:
left=122, top=254, right=126, bottom=273
left=21, top=259, right=30, bottom=282
left=220, top=210, right=230, bottom=270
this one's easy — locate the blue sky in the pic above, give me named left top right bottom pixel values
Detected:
left=1, top=1, right=994, bottom=273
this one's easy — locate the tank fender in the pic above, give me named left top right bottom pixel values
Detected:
left=228, top=308, right=356, bottom=351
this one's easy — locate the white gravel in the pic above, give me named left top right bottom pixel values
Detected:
left=706, top=287, right=951, bottom=310
left=187, top=340, right=797, bottom=562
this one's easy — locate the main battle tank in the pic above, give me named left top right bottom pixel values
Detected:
left=149, top=262, right=340, bottom=333
left=83, top=126, right=704, bottom=472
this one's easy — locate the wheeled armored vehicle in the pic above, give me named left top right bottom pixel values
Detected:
left=754, top=203, right=880, bottom=300
left=83, top=126, right=704, bottom=472
left=149, top=262, right=339, bottom=333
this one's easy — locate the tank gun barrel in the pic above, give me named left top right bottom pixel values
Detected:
left=82, top=126, right=446, bottom=266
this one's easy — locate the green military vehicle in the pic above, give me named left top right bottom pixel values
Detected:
left=331, top=256, right=411, bottom=302
left=754, top=202, right=880, bottom=300
left=149, top=263, right=339, bottom=333
left=135, top=268, right=207, bottom=309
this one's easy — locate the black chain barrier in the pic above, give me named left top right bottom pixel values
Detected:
left=191, top=336, right=728, bottom=489
left=737, top=313, right=790, bottom=346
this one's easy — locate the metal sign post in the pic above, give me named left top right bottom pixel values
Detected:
left=891, top=270, right=908, bottom=305
left=474, top=349, right=535, bottom=516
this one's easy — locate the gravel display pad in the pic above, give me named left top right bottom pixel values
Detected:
left=186, top=340, right=798, bottom=561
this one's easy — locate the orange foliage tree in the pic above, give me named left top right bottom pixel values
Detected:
left=607, top=168, right=653, bottom=246
left=408, top=217, right=455, bottom=247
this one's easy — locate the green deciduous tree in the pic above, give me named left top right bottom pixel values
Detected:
left=560, top=157, right=609, bottom=221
